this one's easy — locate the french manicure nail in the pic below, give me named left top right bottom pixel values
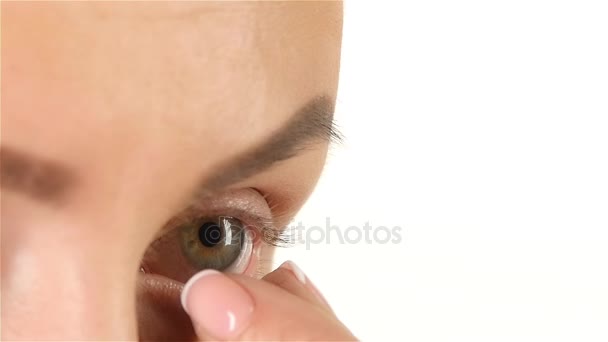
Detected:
left=280, top=260, right=332, bottom=309
left=181, top=269, right=254, bottom=340
left=280, top=260, right=307, bottom=284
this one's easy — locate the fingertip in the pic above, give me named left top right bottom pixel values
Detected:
left=180, top=269, right=254, bottom=340
left=279, top=260, right=307, bottom=284
left=180, top=269, right=221, bottom=314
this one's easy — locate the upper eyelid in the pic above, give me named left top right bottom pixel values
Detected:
left=152, top=186, right=297, bottom=248
left=158, top=209, right=291, bottom=248
left=174, top=207, right=273, bottom=231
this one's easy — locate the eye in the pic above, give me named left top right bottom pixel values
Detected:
left=140, top=215, right=255, bottom=283
left=139, top=189, right=289, bottom=283
left=179, top=216, right=251, bottom=272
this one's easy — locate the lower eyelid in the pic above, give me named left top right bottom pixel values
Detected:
left=142, top=188, right=283, bottom=281
left=243, top=240, right=268, bottom=278
left=141, top=217, right=265, bottom=282
left=240, top=240, right=260, bottom=277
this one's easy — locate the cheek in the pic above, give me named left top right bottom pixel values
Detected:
left=135, top=243, right=273, bottom=340
left=0, top=201, right=141, bottom=339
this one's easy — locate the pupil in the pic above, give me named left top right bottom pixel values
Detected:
left=198, top=222, right=222, bottom=247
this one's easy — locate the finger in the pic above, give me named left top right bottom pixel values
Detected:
left=136, top=274, right=196, bottom=341
left=181, top=269, right=356, bottom=341
left=263, top=260, right=333, bottom=313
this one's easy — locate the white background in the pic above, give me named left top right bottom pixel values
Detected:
left=275, top=1, right=608, bottom=341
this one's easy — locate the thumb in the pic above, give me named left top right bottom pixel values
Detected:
left=180, top=265, right=356, bottom=341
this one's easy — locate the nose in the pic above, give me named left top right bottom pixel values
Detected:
left=1, top=221, right=138, bottom=340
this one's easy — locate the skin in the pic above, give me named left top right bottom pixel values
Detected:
left=1, top=1, right=354, bottom=340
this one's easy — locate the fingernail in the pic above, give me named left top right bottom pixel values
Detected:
left=280, top=260, right=307, bottom=284
left=181, top=270, right=254, bottom=340
left=280, top=260, right=332, bottom=309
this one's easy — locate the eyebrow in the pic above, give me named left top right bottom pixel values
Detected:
left=0, top=147, right=77, bottom=205
left=0, top=95, right=339, bottom=206
left=195, top=95, right=341, bottom=196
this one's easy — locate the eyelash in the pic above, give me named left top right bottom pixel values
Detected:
left=141, top=187, right=297, bottom=280
left=167, top=207, right=292, bottom=248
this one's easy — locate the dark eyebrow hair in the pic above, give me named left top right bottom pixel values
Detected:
left=195, top=95, right=341, bottom=197
left=0, top=147, right=77, bottom=205
left=0, top=96, right=339, bottom=206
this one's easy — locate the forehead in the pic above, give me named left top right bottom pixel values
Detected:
left=1, top=2, right=342, bottom=211
left=2, top=1, right=342, bottom=143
